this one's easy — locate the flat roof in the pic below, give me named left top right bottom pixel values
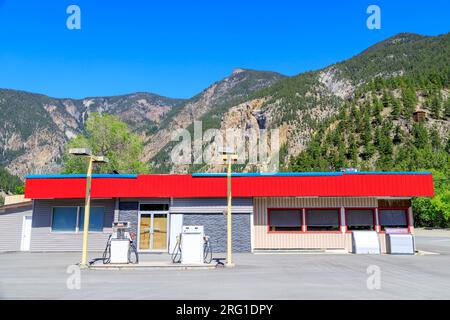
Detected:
left=24, top=172, right=434, bottom=199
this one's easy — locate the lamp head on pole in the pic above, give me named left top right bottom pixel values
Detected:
left=220, top=147, right=238, bottom=162
left=92, top=156, right=109, bottom=163
left=69, top=148, right=92, bottom=156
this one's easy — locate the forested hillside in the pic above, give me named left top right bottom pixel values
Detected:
left=0, top=168, right=23, bottom=205
left=289, top=71, right=450, bottom=226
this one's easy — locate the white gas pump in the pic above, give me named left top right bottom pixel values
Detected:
left=102, top=221, right=139, bottom=264
left=181, top=226, right=204, bottom=264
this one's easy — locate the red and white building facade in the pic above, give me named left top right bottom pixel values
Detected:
left=20, top=172, right=434, bottom=254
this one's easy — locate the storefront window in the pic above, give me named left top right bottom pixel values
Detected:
left=306, top=209, right=340, bottom=231
left=346, top=209, right=375, bottom=231
left=79, top=207, right=105, bottom=232
left=52, top=207, right=78, bottom=232
left=269, top=209, right=302, bottom=232
left=379, top=209, right=408, bottom=230
left=52, top=206, right=105, bottom=232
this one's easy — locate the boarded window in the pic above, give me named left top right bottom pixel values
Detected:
left=379, top=209, right=408, bottom=230
left=306, top=209, right=340, bottom=231
left=346, top=209, right=374, bottom=231
left=269, top=210, right=302, bottom=231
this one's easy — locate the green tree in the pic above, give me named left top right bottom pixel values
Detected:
left=15, top=185, right=25, bottom=194
left=62, top=113, right=150, bottom=174
left=429, top=129, right=442, bottom=151
left=391, top=97, right=401, bottom=118
left=430, top=94, right=442, bottom=119
left=0, top=168, right=22, bottom=194
left=445, top=98, right=450, bottom=118
left=413, top=170, right=450, bottom=228
left=402, top=86, right=417, bottom=116
left=412, top=122, right=429, bottom=149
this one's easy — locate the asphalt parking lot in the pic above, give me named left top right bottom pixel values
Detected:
left=1, top=230, right=450, bottom=300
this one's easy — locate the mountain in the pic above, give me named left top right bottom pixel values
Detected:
left=147, top=68, right=287, bottom=172
left=0, top=69, right=285, bottom=177
left=0, top=89, right=186, bottom=177
left=191, top=32, right=449, bottom=173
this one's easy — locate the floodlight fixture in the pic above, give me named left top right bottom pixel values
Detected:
left=69, top=148, right=92, bottom=156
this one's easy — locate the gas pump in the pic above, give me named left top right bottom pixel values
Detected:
left=102, top=221, right=139, bottom=264
left=171, top=226, right=213, bottom=264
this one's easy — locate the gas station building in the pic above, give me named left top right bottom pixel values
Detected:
left=18, top=172, right=434, bottom=254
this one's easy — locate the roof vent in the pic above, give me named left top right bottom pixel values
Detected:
left=340, top=168, right=359, bottom=173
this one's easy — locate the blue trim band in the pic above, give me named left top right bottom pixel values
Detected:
left=192, top=171, right=431, bottom=177
left=26, top=174, right=138, bottom=179
left=192, top=172, right=343, bottom=177
left=346, top=171, right=431, bottom=175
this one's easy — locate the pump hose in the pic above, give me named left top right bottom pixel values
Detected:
left=128, top=241, right=139, bottom=264
left=171, top=235, right=182, bottom=263
left=102, top=235, right=112, bottom=264
left=203, top=237, right=213, bottom=264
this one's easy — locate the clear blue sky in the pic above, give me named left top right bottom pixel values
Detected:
left=0, top=0, right=449, bottom=99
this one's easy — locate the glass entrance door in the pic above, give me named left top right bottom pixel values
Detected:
left=138, top=212, right=168, bottom=251
left=139, top=214, right=151, bottom=250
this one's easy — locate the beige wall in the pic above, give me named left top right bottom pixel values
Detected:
left=253, top=197, right=390, bottom=252
left=4, top=195, right=30, bottom=205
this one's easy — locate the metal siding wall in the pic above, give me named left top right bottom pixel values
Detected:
left=118, top=210, right=139, bottom=237
left=253, top=197, right=378, bottom=250
left=31, top=199, right=114, bottom=252
left=182, top=213, right=251, bottom=252
left=170, top=198, right=252, bottom=253
left=0, top=206, right=32, bottom=252
left=170, top=198, right=253, bottom=214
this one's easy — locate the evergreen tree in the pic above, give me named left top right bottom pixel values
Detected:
left=391, top=97, right=401, bottom=118
left=402, top=86, right=417, bottom=116
left=412, top=122, right=429, bottom=149
left=431, top=94, right=442, bottom=119
left=445, top=98, right=450, bottom=118
left=430, top=129, right=442, bottom=151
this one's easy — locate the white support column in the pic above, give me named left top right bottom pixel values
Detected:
left=114, top=198, right=119, bottom=222
left=340, top=207, right=346, bottom=233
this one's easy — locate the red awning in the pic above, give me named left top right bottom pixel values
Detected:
left=24, top=172, right=434, bottom=199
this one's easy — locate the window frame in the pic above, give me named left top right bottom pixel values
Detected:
left=267, top=207, right=343, bottom=233
left=378, top=207, right=410, bottom=232
left=51, top=206, right=105, bottom=233
left=344, top=208, right=376, bottom=232
left=267, top=208, right=303, bottom=233
left=51, top=206, right=80, bottom=233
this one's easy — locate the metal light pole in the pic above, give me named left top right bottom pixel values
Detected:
left=69, top=148, right=108, bottom=268
left=221, top=148, right=238, bottom=267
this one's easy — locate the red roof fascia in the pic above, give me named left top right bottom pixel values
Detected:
left=24, top=173, right=434, bottom=199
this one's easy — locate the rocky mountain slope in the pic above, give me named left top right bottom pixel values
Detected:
left=0, top=69, right=284, bottom=178
left=188, top=32, right=450, bottom=173
left=0, top=90, right=186, bottom=177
